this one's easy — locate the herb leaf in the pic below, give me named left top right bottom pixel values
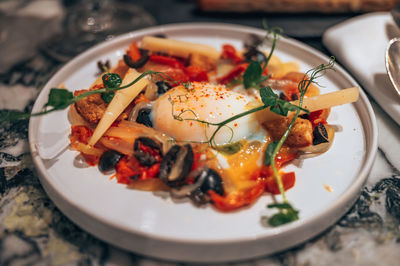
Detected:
left=215, top=141, right=243, bottom=155
left=45, top=88, right=74, bottom=109
left=264, top=141, right=278, bottom=166
left=243, top=61, right=263, bottom=89
left=270, top=99, right=301, bottom=116
left=259, top=86, right=277, bottom=105
left=259, top=87, right=307, bottom=116
left=267, top=202, right=299, bottom=226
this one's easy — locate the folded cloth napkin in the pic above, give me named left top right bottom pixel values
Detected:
left=323, top=12, right=400, bottom=125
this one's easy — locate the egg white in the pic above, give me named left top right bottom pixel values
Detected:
left=152, top=82, right=263, bottom=145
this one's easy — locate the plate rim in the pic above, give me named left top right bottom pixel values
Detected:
left=28, top=22, right=378, bottom=261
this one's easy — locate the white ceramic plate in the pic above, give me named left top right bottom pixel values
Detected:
left=29, top=23, right=377, bottom=262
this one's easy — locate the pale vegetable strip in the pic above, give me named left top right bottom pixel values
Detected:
left=88, top=69, right=149, bottom=146
left=141, top=36, right=221, bottom=60
left=257, top=86, right=359, bottom=123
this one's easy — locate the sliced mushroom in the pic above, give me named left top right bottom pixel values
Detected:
left=159, top=144, right=194, bottom=187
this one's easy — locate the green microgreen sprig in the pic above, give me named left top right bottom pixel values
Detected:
left=264, top=57, right=335, bottom=226
left=0, top=70, right=183, bottom=122
left=243, top=26, right=281, bottom=90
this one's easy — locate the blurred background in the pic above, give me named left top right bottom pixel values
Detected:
left=1, top=0, right=397, bottom=90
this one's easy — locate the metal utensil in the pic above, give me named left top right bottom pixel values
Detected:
left=391, top=7, right=400, bottom=27
left=385, top=38, right=400, bottom=97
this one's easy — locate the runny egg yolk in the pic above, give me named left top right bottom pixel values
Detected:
left=152, top=82, right=261, bottom=145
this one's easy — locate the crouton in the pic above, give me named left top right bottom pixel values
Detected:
left=263, top=116, right=313, bottom=147
left=74, top=86, right=107, bottom=124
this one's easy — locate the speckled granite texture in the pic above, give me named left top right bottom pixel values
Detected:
left=1, top=0, right=400, bottom=265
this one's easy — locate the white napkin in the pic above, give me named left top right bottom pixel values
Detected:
left=323, top=12, right=400, bottom=125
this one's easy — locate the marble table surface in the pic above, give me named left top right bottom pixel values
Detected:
left=1, top=0, right=400, bottom=265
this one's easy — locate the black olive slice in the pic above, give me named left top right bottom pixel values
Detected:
left=134, top=137, right=162, bottom=166
left=123, top=49, right=149, bottom=69
left=198, top=168, right=224, bottom=196
left=189, top=168, right=224, bottom=205
left=98, top=150, right=123, bottom=173
left=159, top=144, right=194, bottom=186
left=156, top=81, right=171, bottom=95
left=190, top=188, right=210, bottom=206
left=313, top=123, right=329, bottom=145
left=136, top=108, right=153, bottom=127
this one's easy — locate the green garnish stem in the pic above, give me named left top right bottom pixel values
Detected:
left=269, top=108, right=301, bottom=202
left=262, top=30, right=277, bottom=72
left=208, top=105, right=266, bottom=146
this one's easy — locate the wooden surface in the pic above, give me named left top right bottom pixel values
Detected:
left=197, top=0, right=398, bottom=13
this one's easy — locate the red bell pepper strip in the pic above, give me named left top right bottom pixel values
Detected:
left=216, top=63, right=249, bottom=84
left=185, top=65, right=209, bottom=82
left=308, top=110, right=327, bottom=127
left=221, top=44, right=243, bottom=64
left=265, top=172, right=296, bottom=195
left=115, top=156, right=161, bottom=184
left=127, top=42, right=142, bottom=62
left=209, top=178, right=267, bottom=212
left=160, top=68, right=189, bottom=86
left=149, top=54, right=185, bottom=69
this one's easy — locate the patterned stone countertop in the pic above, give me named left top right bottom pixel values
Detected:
left=1, top=1, right=400, bottom=265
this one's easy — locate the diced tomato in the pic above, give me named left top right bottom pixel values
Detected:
left=221, top=44, right=243, bottom=64
left=282, top=72, right=307, bottom=83
left=216, top=63, right=249, bottom=84
left=142, top=163, right=160, bottom=180
left=127, top=42, right=142, bottom=62
left=308, top=110, right=327, bottom=127
left=149, top=54, right=185, bottom=69
left=145, top=63, right=189, bottom=85
left=275, top=150, right=298, bottom=168
left=70, top=125, right=103, bottom=165
left=70, top=125, right=93, bottom=145
left=209, top=179, right=267, bottom=212
left=284, top=86, right=300, bottom=100
left=160, top=68, right=189, bottom=85
left=115, top=150, right=162, bottom=185
left=260, top=147, right=297, bottom=178
left=265, top=172, right=296, bottom=195
left=81, top=154, right=100, bottom=166
left=139, top=142, right=162, bottom=162
left=185, top=65, right=209, bottom=82
left=115, top=157, right=137, bottom=184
